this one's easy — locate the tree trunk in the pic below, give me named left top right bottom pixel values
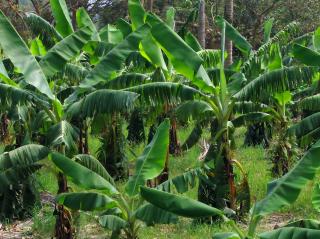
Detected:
left=198, top=0, right=206, bottom=48
left=54, top=173, right=73, bottom=239
left=225, top=0, right=234, bottom=66
left=146, top=0, right=154, bottom=12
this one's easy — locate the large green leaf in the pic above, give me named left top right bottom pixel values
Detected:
left=57, top=192, right=117, bottom=211
left=299, top=93, right=320, bottom=111
left=126, top=119, right=170, bottom=196
left=157, top=167, right=203, bottom=193
left=46, top=120, right=79, bottom=151
left=140, top=187, right=224, bottom=218
left=289, top=112, right=320, bottom=138
left=126, top=82, right=201, bottom=106
left=128, top=0, right=167, bottom=70
left=50, top=0, right=74, bottom=37
left=51, top=152, right=118, bottom=194
left=181, top=125, right=203, bottom=151
left=40, top=27, right=92, bottom=77
left=232, top=112, right=272, bottom=127
left=235, top=67, right=315, bottom=101
left=284, top=219, right=320, bottom=230
left=0, top=10, right=53, bottom=99
left=80, top=25, right=150, bottom=87
left=268, top=43, right=283, bottom=71
left=67, top=89, right=139, bottom=118
left=99, top=215, right=128, bottom=231
left=103, top=73, right=149, bottom=90
left=0, top=145, right=49, bottom=190
left=292, top=44, right=320, bottom=66
left=0, top=144, right=49, bottom=170
left=215, top=16, right=252, bottom=56
left=251, top=140, right=320, bottom=220
left=26, top=13, right=63, bottom=44
left=99, top=25, right=123, bottom=44
left=76, top=7, right=100, bottom=41
left=73, top=154, right=115, bottom=185
left=128, top=0, right=145, bottom=30
left=135, top=203, right=178, bottom=225
left=176, top=100, right=213, bottom=122
left=259, top=227, right=320, bottom=239
left=146, top=14, right=213, bottom=90
left=116, top=19, right=132, bottom=38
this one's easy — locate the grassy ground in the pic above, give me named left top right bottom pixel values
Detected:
left=29, top=125, right=319, bottom=238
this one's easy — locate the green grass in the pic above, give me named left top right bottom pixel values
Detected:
left=30, top=125, right=320, bottom=238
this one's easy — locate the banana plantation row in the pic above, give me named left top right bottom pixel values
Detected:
left=1, top=0, right=320, bottom=238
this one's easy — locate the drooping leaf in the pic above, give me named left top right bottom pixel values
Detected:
left=73, top=154, right=115, bottom=185
left=140, top=187, right=224, bottom=218
left=46, top=120, right=78, bottom=151
left=292, top=44, right=320, bottom=66
left=289, top=112, right=320, bottom=139
left=80, top=24, right=150, bottom=87
left=232, top=112, right=272, bottom=128
left=103, top=73, right=149, bottom=90
left=126, top=82, right=201, bottom=106
left=259, top=227, right=320, bottom=239
left=126, top=119, right=170, bottom=196
left=76, top=7, right=100, bottom=41
left=0, top=145, right=49, bottom=190
left=116, top=18, right=132, bottom=38
left=215, top=16, right=252, bottom=56
left=235, top=67, right=315, bottom=101
left=181, top=125, right=203, bottom=151
left=50, top=0, right=74, bottom=37
left=146, top=14, right=213, bottom=90
left=51, top=152, right=118, bottom=194
left=135, top=203, right=178, bottom=225
left=284, top=219, right=320, bottom=230
left=299, top=93, right=320, bottom=111
left=26, top=13, right=63, bottom=44
left=99, top=215, right=128, bottom=231
left=57, top=192, right=117, bottom=211
left=67, top=89, right=139, bottom=118
left=40, top=27, right=92, bottom=78
left=157, top=167, right=203, bottom=193
left=176, top=100, right=213, bottom=122
left=0, top=10, right=53, bottom=99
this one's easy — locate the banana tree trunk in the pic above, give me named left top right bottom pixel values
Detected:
left=198, top=0, right=206, bottom=48
left=0, top=113, right=9, bottom=143
left=55, top=172, right=72, bottom=239
left=198, top=120, right=237, bottom=219
left=225, top=0, right=233, bottom=66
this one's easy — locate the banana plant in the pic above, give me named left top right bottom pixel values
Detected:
left=141, top=139, right=320, bottom=239
left=51, top=120, right=180, bottom=239
left=0, top=144, right=49, bottom=220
